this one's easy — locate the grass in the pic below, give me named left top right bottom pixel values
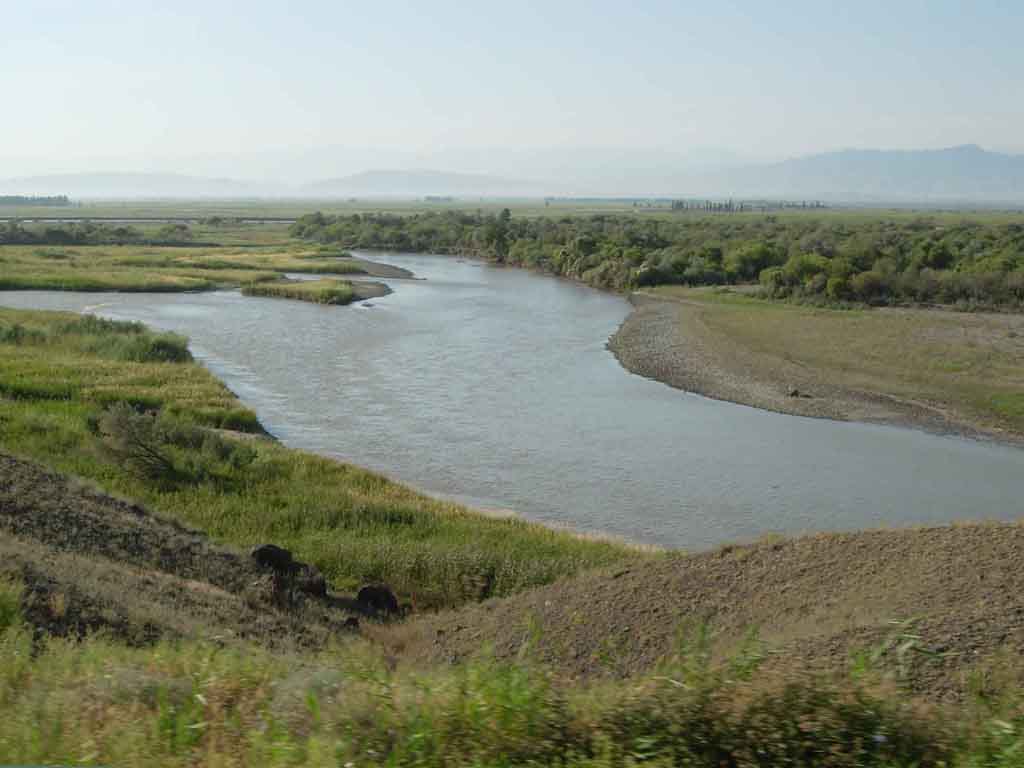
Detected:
left=242, top=278, right=357, bottom=305
left=1, top=591, right=1023, bottom=767
left=653, top=286, right=1024, bottom=435
left=0, top=241, right=374, bottom=293
left=0, top=307, right=636, bottom=608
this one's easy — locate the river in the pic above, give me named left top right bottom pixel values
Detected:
left=2, top=251, right=1022, bottom=549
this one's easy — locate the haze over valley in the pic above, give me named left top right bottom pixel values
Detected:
left=5, top=144, right=1024, bottom=203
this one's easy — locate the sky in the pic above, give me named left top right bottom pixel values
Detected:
left=3, top=0, right=1023, bottom=179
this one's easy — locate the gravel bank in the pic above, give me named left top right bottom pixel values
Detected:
left=607, top=292, right=1020, bottom=445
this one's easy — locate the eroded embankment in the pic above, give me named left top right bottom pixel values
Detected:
left=0, top=451, right=364, bottom=649
left=607, top=292, right=1023, bottom=445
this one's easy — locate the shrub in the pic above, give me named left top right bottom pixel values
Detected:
left=826, top=276, right=851, bottom=300
left=783, top=253, right=830, bottom=284
left=851, top=270, right=888, bottom=303
left=0, top=323, right=45, bottom=345
left=0, top=577, right=22, bottom=633
left=759, top=266, right=788, bottom=297
left=95, top=403, right=180, bottom=484
left=95, top=403, right=257, bottom=487
left=807, top=272, right=829, bottom=294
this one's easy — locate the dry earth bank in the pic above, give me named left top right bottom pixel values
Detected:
left=387, top=522, right=1024, bottom=702
left=0, top=451, right=366, bottom=649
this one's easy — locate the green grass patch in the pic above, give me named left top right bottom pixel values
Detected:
left=0, top=577, right=22, bottom=633
left=0, top=240, right=362, bottom=293
left=242, top=277, right=356, bottom=305
left=991, top=392, right=1024, bottom=420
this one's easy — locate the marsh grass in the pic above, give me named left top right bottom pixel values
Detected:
left=0, top=307, right=634, bottom=607
left=0, top=241, right=364, bottom=293
left=242, top=278, right=356, bottom=305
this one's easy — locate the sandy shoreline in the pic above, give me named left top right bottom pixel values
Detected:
left=607, top=292, right=1024, bottom=447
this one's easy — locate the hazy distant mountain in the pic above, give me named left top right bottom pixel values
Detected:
left=0, top=172, right=269, bottom=199
left=305, top=169, right=560, bottom=197
left=4, top=145, right=1023, bottom=203
left=700, top=145, right=1024, bottom=202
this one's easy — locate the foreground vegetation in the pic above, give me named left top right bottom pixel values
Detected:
left=292, top=209, right=1024, bottom=308
left=0, top=308, right=633, bottom=608
left=2, top=577, right=1024, bottom=767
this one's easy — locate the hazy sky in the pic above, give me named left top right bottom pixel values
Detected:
left=4, top=0, right=1023, bottom=176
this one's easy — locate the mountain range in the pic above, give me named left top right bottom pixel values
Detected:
left=2, top=145, right=1023, bottom=203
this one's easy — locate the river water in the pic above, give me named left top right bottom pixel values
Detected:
left=3, top=252, right=1022, bottom=549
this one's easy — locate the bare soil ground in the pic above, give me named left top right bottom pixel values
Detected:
left=608, top=292, right=1024, bottom=445
left=386, top=522, right=1024, bottom=702
left=0, top=451, right=363, bottom=650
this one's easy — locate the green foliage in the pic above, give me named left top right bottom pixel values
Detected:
left=242, top=278, right=357, bottom=305
left=292, top=210, right=1024, bottom=307
left=0, top=577, right=22, bottom=633
left=0, top=323, right=45, bottom=345
left=94, top=402, right=257, bottom=488
left=0, top=219, right=203, bottom=246
left=991, top=393, right=1024, bottom=420
left=3, top=618, right=1020, bottom=767
left=0, top=313, right=191, bottom=364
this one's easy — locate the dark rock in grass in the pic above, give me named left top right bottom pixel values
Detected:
left=357, top=584, right=400, bottom=617
left=251, top=544, right=330, bottom=601
left=251, top=544, right=294, bottom=572
left=343, top=616, right=360, bottom=631
left=294, top=563, right=328, bottom=598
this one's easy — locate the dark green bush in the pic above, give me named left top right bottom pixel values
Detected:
left=0, top=323, right=45, bottom=345
left=95, top=403, right=257, bottom=487
left=291, top=210, right=1024, bottom=307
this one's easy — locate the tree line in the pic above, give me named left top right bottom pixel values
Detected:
left=290, top=211, right=1024, bottom=309
left=0, top=195, right=70, bottom=206
left=0, top=220, right=196, bottom=246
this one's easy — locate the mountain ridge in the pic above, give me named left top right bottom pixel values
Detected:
left=3, top=145, right=1023, bottom=202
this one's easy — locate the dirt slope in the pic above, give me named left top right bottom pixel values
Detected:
left=386, top=523, right=1024, bottom=701
left=0, top=451, right=361, bottom=649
